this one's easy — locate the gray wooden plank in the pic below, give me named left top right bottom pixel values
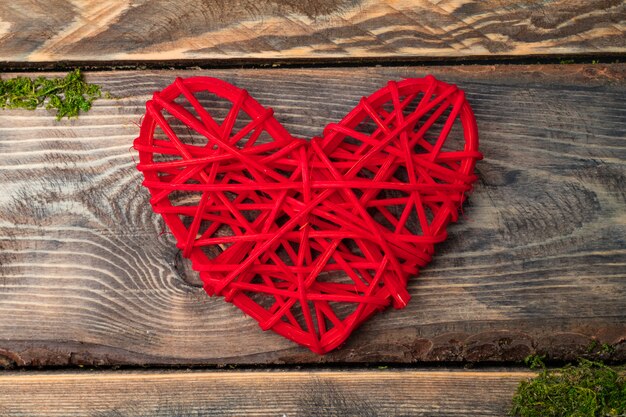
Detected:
left=0, top=64, right=624, bottom=366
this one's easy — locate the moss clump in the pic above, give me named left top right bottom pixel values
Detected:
left=0, top=69, right=104, bottom=120
left=511, top=356, right=626, bottom=417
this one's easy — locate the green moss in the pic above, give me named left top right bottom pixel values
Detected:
left=525, top=354, right=547, bottom=370
left=602, top=344, right=616, bottom=355
left=511, top=357, right=626, bottom=417
left=0, top=69, right=104, bottom=120
left=587, top=340, right=600, bottom=354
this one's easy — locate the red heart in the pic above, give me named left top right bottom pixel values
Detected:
left=134, top=75, right=481, bottom=354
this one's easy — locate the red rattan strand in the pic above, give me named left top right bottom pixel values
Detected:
left=134, top=75, right=482, bottom=354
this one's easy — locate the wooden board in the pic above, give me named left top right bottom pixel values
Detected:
left=0, top=0, right=624, bottom=63
left=0, top=64, right=625, bottom=367
left=0, top=369, right=534, bottom=416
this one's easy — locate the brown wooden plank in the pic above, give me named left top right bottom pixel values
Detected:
left=0, top=369, right=535, bottom=416
left=0, top=1, right=624, bottom=63
left=0, top=64, right=625, bottom=367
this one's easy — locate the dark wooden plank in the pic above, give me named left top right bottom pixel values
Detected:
left=0, top=64, right=625, bottom=366
left=0, top=369, right=534, bottom=416
left=0, top=1, right=624, bottom=63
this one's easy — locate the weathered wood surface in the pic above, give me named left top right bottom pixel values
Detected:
left=0, top=369, right=534, bottom=416
left=0, top=64, right=625, bottom=367
left=0, top=1, right=624, bottom=63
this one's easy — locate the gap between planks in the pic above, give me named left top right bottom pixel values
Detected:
left=1, top=54, right=624, bottom=73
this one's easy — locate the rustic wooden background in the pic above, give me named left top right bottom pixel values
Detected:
left=0, top=1, right=625, bottom=416
left=1, top=64, right=625, bottom=366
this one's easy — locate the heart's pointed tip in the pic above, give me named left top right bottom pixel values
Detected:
left=310, top=346, right=329, bottom=355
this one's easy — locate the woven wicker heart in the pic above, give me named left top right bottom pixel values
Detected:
left=134, top=75, right=481, bottom=354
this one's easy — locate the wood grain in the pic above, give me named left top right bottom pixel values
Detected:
left=0, top=64, right=625, bottom=367
left=0, top=369, right=535, bottom=416
left=0, top=0, right=624, bottom=63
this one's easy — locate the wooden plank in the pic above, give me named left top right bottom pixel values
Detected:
left=0, top=64, right=625, bottom=366
left=0, top=369, right=534, bottom=416
left=0, top=1, right=624, bottom=63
